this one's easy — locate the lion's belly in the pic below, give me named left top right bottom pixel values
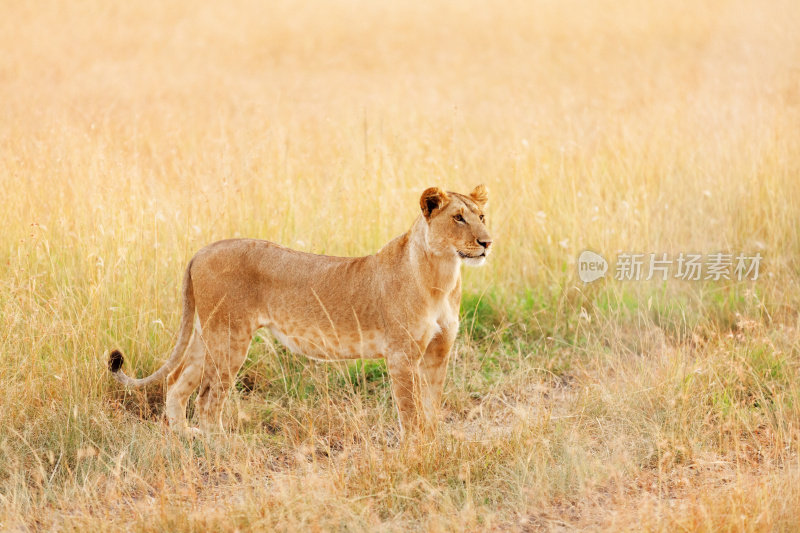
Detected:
left=267, top=325, right=387, bottom=360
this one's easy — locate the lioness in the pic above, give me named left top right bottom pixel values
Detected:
left=109, top=185, right=492, bottom=435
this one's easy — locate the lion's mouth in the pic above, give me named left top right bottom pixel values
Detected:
left=458, top=251, right=486, bottom=259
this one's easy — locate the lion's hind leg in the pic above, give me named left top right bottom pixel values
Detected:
left=165, top=333, right=205, bottom=435
left=194, top=326, right=252, bottom=434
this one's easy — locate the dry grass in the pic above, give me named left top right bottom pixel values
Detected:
left=2, top=0, right=800, bottom=530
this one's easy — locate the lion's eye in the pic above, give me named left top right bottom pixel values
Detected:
left=453, top=214, right=465, bottom=223
left=479, top=214, right=485, bottom=222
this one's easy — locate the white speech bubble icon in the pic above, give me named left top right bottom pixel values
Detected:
left=577, top=250, right=608, bottom=283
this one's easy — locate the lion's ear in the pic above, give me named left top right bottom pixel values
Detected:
left=469, top=184, right=489, bottom=208
left=420, top=187, right=449, bottom=219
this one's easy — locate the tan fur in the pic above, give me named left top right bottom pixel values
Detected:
left=109, top=185, right=493, bottom=435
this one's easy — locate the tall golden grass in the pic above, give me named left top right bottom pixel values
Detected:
left=2, top=0, right=800, bottom=530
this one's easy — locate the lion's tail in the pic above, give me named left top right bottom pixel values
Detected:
left=108, top=260, right=196, bottom=388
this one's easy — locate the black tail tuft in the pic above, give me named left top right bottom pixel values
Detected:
left=108, top=349, right=125, bottom=373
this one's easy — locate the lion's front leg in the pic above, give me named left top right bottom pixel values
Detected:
left=419, top=325, right=457, bottom=431
left=386, top=350, right=423, bottom=435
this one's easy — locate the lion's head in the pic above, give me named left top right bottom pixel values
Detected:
left=419, top=184, right=493, bottom=266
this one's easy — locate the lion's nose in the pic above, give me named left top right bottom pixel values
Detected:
left=477, top=238, right=492, bottom=249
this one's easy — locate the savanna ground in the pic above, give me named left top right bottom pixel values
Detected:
left=2, top=0, right=800, bottom=530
